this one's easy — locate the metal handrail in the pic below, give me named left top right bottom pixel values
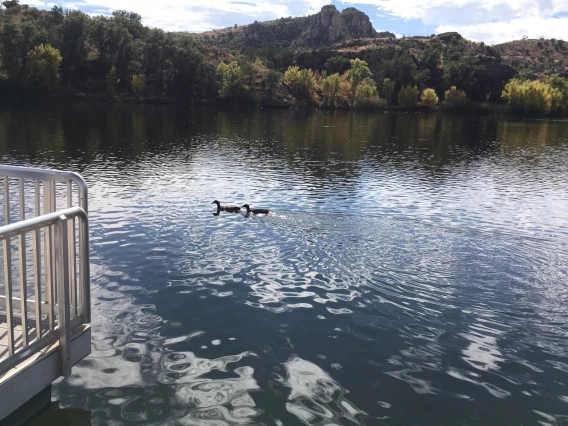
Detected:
left=0, top=165, right=88, bottom=214
left=0, top=207, right=89, bottom=377
left=0, top=165, right=90, bottom=379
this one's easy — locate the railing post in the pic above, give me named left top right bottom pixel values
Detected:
left=54, top=214, right=71, bottom=377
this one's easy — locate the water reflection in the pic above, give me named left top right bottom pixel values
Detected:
left=1, top=102, right=567, bottom=425
left=284, top=355, right=367, bottom=425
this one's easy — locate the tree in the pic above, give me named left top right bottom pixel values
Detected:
left=443, top=47, right=485, bottom=94
left=354, top=77, right=378, bottom=106
left=347, top=58, right=372, bottom=105
left=217, top=61, right=247, bottom=97
left=444, top=86, right=467, bottom=104
left=546, top=74, right=568, bottom=114
left=421, top=88, right=438, bottom=109
left=60, top=10, right=91, bottom=83
left=106, top=65, right=120, bottom=96
left=398, top=84, right=419, bottom=108
left=324, top=56, right=350, bottom=75
left=284, top=65, right=316, bottom=102
left=23, top=44, right=62, bottom=90
left=0, top=22, right=44, bottom=83
left=382, top=78, right=395, bottom=105
left=263, top=69, right=280, bottom=96
left=322, top=72, right=341, bottom=107
left=502, top=78, right=562, bottom=115
left=131, top=74, right=145, bottom=96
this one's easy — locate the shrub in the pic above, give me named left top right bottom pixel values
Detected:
left=444, top=86, right=467, bottom=104
left=421, top=88, right=439, bottom=109
left=398, top=84, right=419, bottom=108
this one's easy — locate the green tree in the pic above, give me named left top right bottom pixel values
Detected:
left=354, top=77, right=378, bottom=106
left=398, top=84, right=419, bottom=108
left=23, top=44, right=62, bottom=90
left=284, top=65, right=316, bottom=102
left=106, top=65, right=120, bottom=96
left=347, top=58, right=372, bottom=105
left=60, top=10, right=91, bottom=83
left=382, top=78, right=395, bottom=105
left=546, top=74, right=568, bottom=114
left=322, top=72, right=341, bottom=108
left=0, top=22, right=44, bottom=83
left=421, top=88, right=438, bottom=109
left=443, top=47, right=484, bottom=94
left=324, top=56, right=350, bottom=75
left=217, top=61, right=247, bottom=97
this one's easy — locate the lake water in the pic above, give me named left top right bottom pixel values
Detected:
left=1, top=102, right=568, bottom=425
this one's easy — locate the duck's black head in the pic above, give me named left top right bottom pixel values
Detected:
left=241, top=204, right=250, bottom=212
left=211, top=200, right=220, bottom=206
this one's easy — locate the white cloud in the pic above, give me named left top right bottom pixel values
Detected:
left=339, top=0, right=568, bottom=43
left=64, top=0, right=330, bottom=32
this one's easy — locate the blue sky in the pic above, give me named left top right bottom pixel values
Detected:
left=13, top=0, right=568, bottom=44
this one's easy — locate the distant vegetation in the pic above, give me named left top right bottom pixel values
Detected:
left=1, top=2, right=568, bottom=116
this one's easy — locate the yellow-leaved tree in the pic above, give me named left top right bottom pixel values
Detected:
left=421, top=88, right=439, bottom=110
left=23, top=44, right=62, bottom=90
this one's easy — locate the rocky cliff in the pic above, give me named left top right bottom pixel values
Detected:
left=307, top=5, right=376, bottom=46
left=199, top=5, right=383, bottom=51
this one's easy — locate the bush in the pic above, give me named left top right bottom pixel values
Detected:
left=421, top=88, right=438, bottom=109
left=398, top=84, right=419, bottom=108
left=354, top=96, right=386, bottom=111
left=444, top=86, right=467, bottom=104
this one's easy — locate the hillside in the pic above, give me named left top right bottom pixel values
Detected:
left=495, top=38, right=568, bottom=78
left=1, top=2, right=567, bottom=111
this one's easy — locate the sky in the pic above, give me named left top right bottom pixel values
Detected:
left=15, top=0, right=568, bottom=44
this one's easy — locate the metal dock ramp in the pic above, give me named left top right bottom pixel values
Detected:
left=0, top=165, right=91, bottom=425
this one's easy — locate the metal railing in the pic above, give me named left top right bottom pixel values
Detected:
left=0, top=165, right=90, bottom=377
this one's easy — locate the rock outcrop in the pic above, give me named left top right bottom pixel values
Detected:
left=308, top=5, right=375, bottom=46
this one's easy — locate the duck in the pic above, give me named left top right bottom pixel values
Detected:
left=241, top=204, right=270, bottom=215
left=211, top=200, right=241, bottom=213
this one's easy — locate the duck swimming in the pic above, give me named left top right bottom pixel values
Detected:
left=211, top=200, right=241, bottom=213
left=241, top=204, right=270, bottom=215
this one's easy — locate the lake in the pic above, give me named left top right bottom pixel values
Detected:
left=1, top=101, right=568, bottom=425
